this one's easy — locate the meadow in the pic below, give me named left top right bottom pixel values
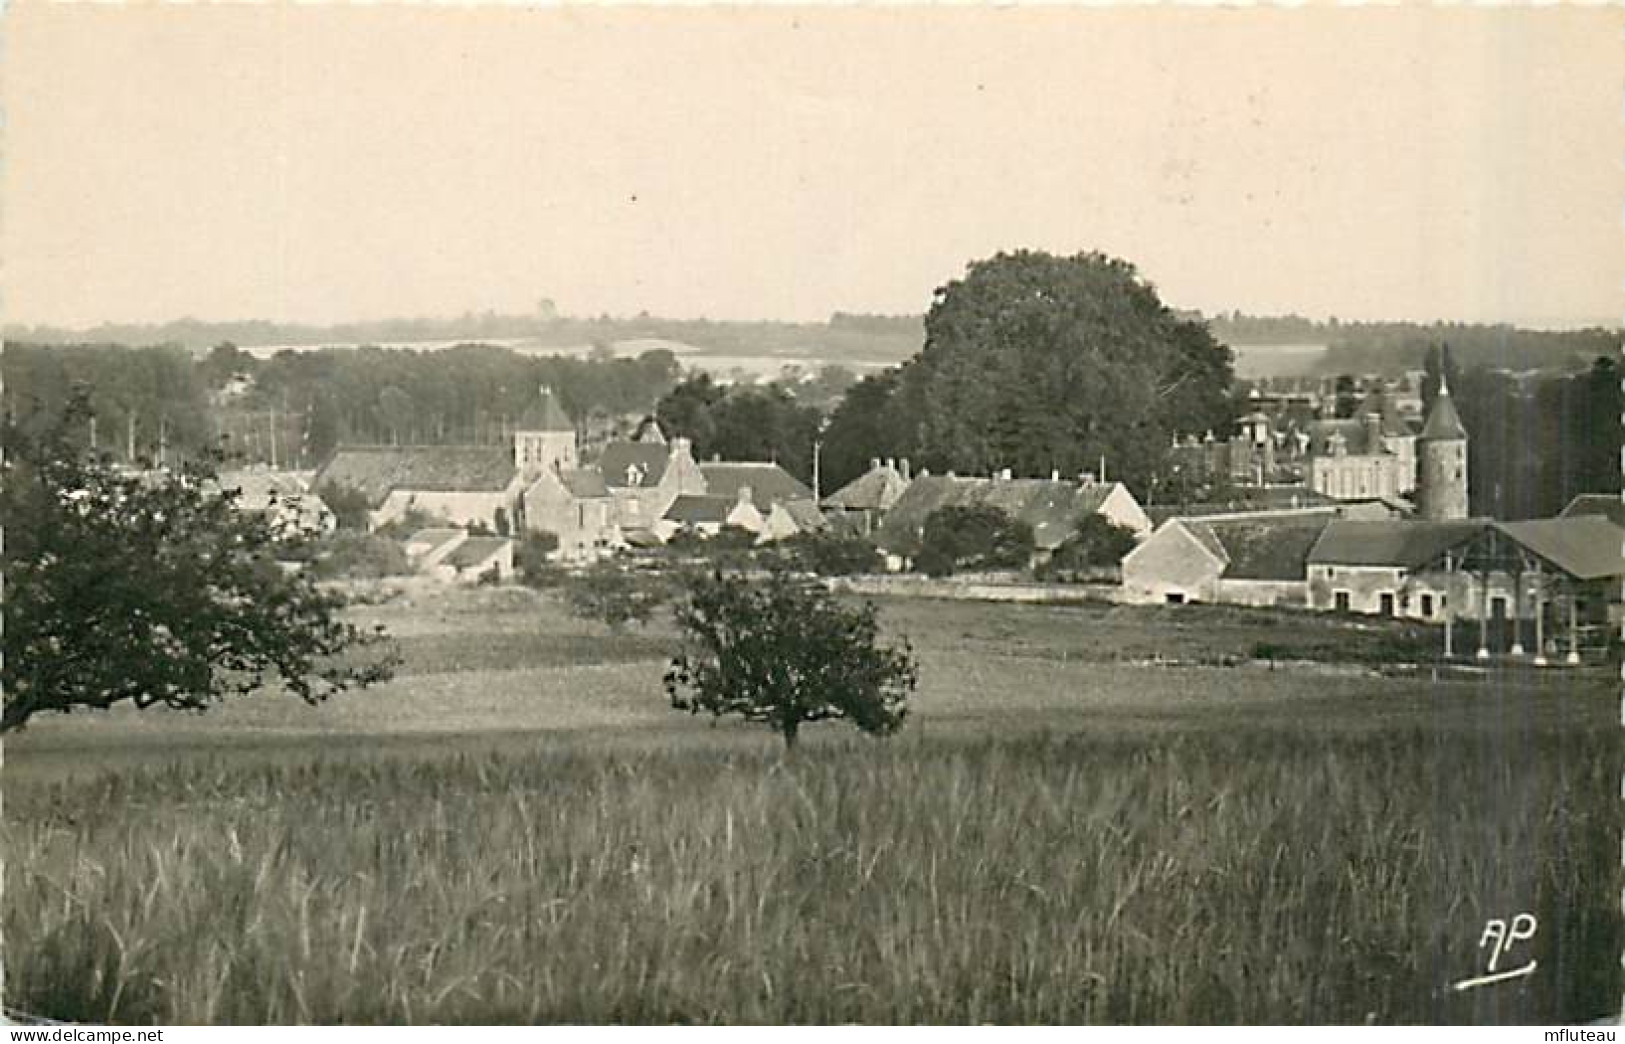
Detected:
left=3, top=585, right=1618, bottom=1024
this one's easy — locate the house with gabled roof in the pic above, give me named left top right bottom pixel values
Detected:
left=1121, top=512, right=1331, bottom=606
left=313, top=387, right=578, bottom=532
left=822, top=458, right=912, bottom=535
left=1305, top=515, right=1621, bottom=660
left=655, top=490, right=766, bottom=541
left=876, top=473, right=1151, bottom=566
left=1305, top=520, right=1485, bottom=619
left=597, top=422, right=707, bottom=538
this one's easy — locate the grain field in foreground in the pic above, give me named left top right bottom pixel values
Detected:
left=4, top=722, right=1616, bottom=1024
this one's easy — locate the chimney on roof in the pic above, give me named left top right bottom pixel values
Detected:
left=1051, top=469, right=1061, bottom=481
left=885, top=458, right=895, bottom=472
left=671, top=436, right=692, bottom=458
left=1080, top=471, right=1097, bottom=485
left=736, top=484, right=753, bottom=508
left=711, top=452, right=722, bottom=463
left=1363, top=411, right=1382, bottom=453
left=998, top=468, right=1012, bottom=481
left=870, top=457, right=881, bottom=472
left=900, top=458, right=911, bottom=480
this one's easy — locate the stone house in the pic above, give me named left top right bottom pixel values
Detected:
left=876, top=473, right=1151, bottom=566
left=215, top=467, right=336, bottom=535
left=1120, top=512, right=1331, bottom=606
left=1304, top=521, right=1485, bottom=619
left=313, top=388, right=577, bottom=533
left=598, top=426, right=707, bottom=538
left=655, top=490, right=766, bottom=541
left=523, top=467, right=618, bottom=561
left=821, top=458, right=912, bottom=536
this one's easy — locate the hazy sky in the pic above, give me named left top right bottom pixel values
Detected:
left=4, top=4, right=1621, bottom=329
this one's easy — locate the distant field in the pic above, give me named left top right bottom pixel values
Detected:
left=3, top=586, right=1616, bottom=1024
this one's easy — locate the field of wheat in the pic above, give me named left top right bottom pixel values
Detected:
left=3, top=590, right=1617, bottom=1024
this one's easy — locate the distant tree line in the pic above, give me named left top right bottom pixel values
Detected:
left=1202, top=310, right=1614, bottom=376
left=4, top=341, right=686, bottom=468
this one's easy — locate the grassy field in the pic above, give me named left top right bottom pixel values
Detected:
left=3, top=585, right=1618, bottom=1024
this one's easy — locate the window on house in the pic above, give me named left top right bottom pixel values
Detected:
left=1421, top=594, right=1434, bottom=618
left=1379, top=592, right=1395, bottom=616
left=1166, top=592, right=1186, bottom=605
left=1334, top=591, right=1351, bottom=612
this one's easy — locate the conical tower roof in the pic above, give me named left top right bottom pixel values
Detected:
left=1419, top=376, right=1467, bottom=441
left=515, top=387, right=574, bottom=432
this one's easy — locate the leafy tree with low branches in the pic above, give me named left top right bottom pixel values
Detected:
left=916, top=503, right=1034, bottom=577
left=1043, top=515, right=1139, bottom=574
left=1, top=393, right=399, bottom=732
left=665, top=567, right=915, bottom=751
left=563, top=558, right=669, bottom=631
left=773, top=530, right=883, bottom=577
left=315, top=481, right=373, bottom=531
left=514, top=530, right=563, bottom=586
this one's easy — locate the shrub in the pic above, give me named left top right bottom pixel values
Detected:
left=665, top=567, right=917, bottom=751
left=563, top=559, right=670, bottom=631
left=314, top=482, right=373, bottom=531
left=307, top=532, right=413, bottom=580
left=773, top=531, right=883, bottom=576
left=917, top=504, right=1034, bottom=576
left=515, top=531, right=562, bottom=587
left=1049, top=515, right=1139, bottom=571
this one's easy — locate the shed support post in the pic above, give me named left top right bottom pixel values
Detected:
left=1476, top=571, right=1490, bottom=660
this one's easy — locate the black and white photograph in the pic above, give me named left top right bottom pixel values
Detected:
left=0, top=2, right=1620, bottom=1026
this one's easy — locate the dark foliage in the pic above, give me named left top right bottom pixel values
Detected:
left=916, top=504, right=1036, bottom=577
left=771, top=530, right=884, bottom=577
left=562, top=559, right=671, bottom=632
left=664, top=568, right=916, bottom=750
left=1, top=394, right=398, bottom=732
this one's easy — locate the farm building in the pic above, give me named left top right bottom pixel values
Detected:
left=1559, top=493, right=1625, bottom=528
left=656, top=491, right=766, bottom=541
left=215, top=467, right=335, bottom=535
left=434, top=536, right=514, bottom=584
left=313, top=388, right=578, bottom=533
left=1306, top=516, right=1624, bottom=660
left=821, top=458, right=912, bottom=535
left=876, top=473, right=1151, bottom=566
left=1120, top=512, right=1331, bottom=606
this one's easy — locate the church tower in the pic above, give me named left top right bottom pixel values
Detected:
left=513, top=386, right=578, bottom=480
left=1416, top=374, right=1469, bottom=521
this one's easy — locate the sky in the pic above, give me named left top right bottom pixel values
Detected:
left=3, top=4, right=1621, bottom=330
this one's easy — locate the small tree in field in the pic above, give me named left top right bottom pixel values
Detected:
left=664, top=568, right=916, bottom=751
left=563, top=559, right=668, bottom=631
left=2, top=394, right=399, bottom=732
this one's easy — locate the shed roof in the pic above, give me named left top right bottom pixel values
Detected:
left=822, top=464, right=910, bottom=512
left=313, top=446, right=516, bottom=507
left=699, top=463, right=812, bottom=508
left=443, top=536, right=511, bottom=569
left=1308, top=521, right=1485, bottom=568
left=878, top=475, right=1132, bottom=552
left=558, top=468, right=611, bottom=498
left=1558, top=494, right=1625, bottom=529
left=1495, top=517, right=1625, bottom=581
left=664, top=494, right=738, bottom=525
left=1192, top=515, right=1332, bottom=581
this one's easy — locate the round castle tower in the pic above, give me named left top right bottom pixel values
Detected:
left=1416, top=374, right=1468, bottom=521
